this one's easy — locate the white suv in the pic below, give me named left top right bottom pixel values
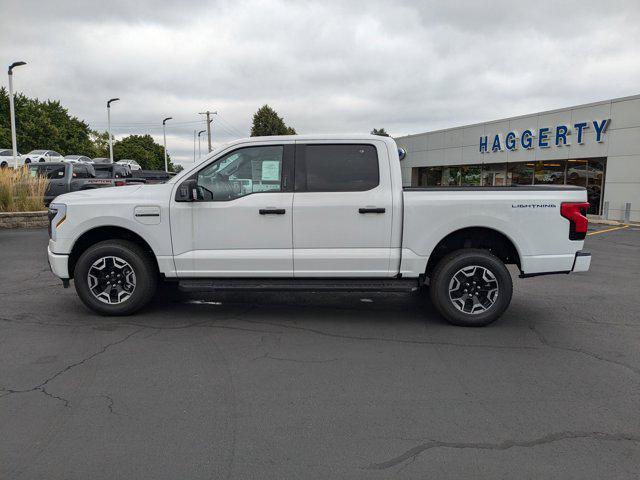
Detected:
left=24, top=150, right=64, bottom=163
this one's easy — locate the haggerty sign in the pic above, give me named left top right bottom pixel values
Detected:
left=480, top=119, right=610, bottom=153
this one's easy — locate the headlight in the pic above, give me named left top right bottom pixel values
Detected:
left=48, top=203, right=67, bottom=241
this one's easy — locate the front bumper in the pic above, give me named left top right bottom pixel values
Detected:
left=48, top=246, right=69, bottom=279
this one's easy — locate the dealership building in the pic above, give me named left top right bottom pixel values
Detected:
left=395, top=94, right=640, bottom=222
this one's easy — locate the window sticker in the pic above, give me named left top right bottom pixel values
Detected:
left=261, top=160, right=280, bottom=181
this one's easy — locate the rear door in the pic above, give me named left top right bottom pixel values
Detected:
left=292, top=141, right=394, bottom=277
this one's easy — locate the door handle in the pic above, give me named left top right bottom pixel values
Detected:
left=359, top=207, right=386, bottom=214
left=259, top=208, right=286, bottom=215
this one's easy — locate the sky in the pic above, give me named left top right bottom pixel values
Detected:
left=1, top=0, right=640, bottom=166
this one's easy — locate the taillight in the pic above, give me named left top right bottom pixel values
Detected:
left=115, top=180, right=125, bottom=186
left=560, top=202, right=589, bottom=240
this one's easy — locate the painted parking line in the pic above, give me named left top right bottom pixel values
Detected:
left=587, top=225, right=630, bottom=236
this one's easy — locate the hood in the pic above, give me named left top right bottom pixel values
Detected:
left=54, top=185, right=145, bottom=204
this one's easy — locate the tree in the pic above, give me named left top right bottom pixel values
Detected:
left=251, top=105, right=296, bottom=136
left=371, top=128, right=390, bottom=137
left=173, top=164, right=184, bottom=173
left=113, top=134, right=174, bottom=171
left=0, top=87, right=100, bottom=156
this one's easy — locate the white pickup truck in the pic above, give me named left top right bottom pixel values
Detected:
left=47, top=135, right=591, bottom=326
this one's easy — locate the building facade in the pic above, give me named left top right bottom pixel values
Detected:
left=395, top=94, right=640, bottom=222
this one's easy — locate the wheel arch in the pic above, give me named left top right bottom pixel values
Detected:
left=425, top=226, right=521, bottom=278
left=68, top=225, right=159, bottom=279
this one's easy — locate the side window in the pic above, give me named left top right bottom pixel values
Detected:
left=197, top=145, right=283, bottom=201
left=298, top=144, right=379, bottom=192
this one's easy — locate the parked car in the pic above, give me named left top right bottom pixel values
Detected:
left=28, top=163, right=112, bottom=204
left=0, top=148, right=23, bottom=168
left=92, top=157, right=112, bottom=164
left=24, top=150, right=64, bottom=163
left=117, top=159, right=141, bottom=170
left=46, top=135, right=591, bottom=326
left=64, top=155, right=93, bottom=164
left=29, top=162, right=144, bottom=204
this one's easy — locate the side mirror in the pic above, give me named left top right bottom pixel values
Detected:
left=176, top=178, right=201, bottom=202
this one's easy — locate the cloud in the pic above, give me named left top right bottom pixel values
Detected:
left=1, top=0, right=639, bottom=163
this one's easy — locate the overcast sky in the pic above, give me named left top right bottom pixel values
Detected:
left=2, top=0, right=640, bottom=165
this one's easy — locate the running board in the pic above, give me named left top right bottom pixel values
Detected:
left=178, top=278, right=420, bottom=293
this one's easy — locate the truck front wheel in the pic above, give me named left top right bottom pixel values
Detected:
left=73, top=240, right=157, bottom=316
left=429, top=249, right=512, bottom=327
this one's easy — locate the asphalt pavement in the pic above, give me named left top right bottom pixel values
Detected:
left=1, top=226, right=639, bottom=479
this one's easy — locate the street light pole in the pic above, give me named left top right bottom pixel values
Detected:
left=193, top=130, right=196, bottom=163
left=8, top=61, right=27, bottom=168
left=107, top=98, right=120, bottom=163
left=197, top=130, right=206, bottom=159
left=162, top=117, right=172, bottom=172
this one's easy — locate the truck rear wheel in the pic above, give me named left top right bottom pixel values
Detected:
left=73, top=240, right=157, bottom=316
left=429, top=249, right=512, bottom=327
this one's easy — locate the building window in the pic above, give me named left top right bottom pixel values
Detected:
left=441, top=166, right=461, bottom=186
left=534, top=161, right=566, bottom=185
left=508, top=162, right=534, bottom=186
left=461, top=165, right=481, bottom=186
left=481, top=163, right=507, bottom=186
left=415, top=166, right=443, bottom=186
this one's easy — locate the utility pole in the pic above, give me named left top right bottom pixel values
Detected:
left=198, top=110, right=216, bottom=153
left=8, top=61, right=27, bottom=168
left=193, top=130, right=196, bottom=163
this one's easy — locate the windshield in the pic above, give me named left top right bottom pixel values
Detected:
left=29, top=150, right=48, bottom=155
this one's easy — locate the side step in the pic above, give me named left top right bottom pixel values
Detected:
left=178, top=278, right=421, bottom=293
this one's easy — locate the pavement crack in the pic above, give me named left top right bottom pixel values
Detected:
left=252, top=352, right=339, bottom=363
left=0, top=327, right=144, bottom=405
left=367, top=431, right=640, bottom=470
left=38, top=387, right=70, bottom=407
left=242, top=319, right=537, bottom=350
left=529, top=324, right=640, bottom=376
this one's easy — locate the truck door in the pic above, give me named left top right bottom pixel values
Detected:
left=170, top=143, right=295, bottom=277
left=292, top=141, right=394, bottom=277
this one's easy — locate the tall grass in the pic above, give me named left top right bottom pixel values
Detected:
left=0, top=167, right=48, bottom=212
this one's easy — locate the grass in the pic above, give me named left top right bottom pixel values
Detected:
left=0, top=166, right=48, bottom=212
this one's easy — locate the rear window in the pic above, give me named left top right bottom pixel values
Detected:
left=29, top=164, right=66, bottom=179
left=94, top=167, right=112, bottom=178
left=298, top=144, right=379, bottom=192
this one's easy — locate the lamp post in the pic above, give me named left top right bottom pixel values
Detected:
left=8, top=61, right=27, bottom=168
left=197, top=129, right=206, bottom=159
left=162, top=117, right=172, bottom=172
left=107, top=98, right=120, bottom=163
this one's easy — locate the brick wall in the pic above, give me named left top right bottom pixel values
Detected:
left=0, top=211, right=48, bottom=229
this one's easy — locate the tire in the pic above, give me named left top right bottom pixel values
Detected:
left=0, top=161, right=7, bottom=169
left=429, top=249, right=512, bottom=327
left=24, top=158, right=31, bottom=164
left=73, top=239, right=157, bottom=315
